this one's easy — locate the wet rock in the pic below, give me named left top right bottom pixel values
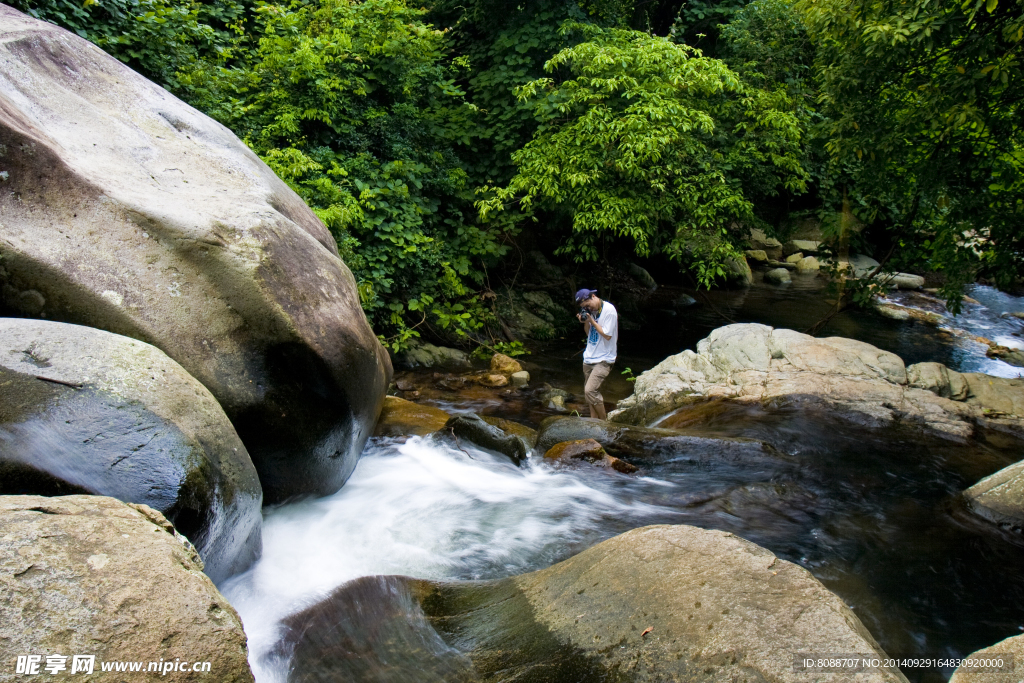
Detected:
left=0, top=9, right=390, bottom=504
left=874, top=302, right=912, bottom=320
left=1009, top=311, right=1024, bottom=320
left=547, top=395, right=567, bottom=411
left=544, top=438, right=606, bottom=461
left=673, top=293, right=697, bottom=308
left=747, top=229, right=784, bottom=260
left=882, top=273, right=926, bottom=290
left=964, top=460, right=1024, bottom=532
left=477, top=373, right=509, bottom=388
left=785, top=252, right=804, bottom=263
left=847, top=254, right=882, bottom=277
left=373, top=396, right=451, bottom=437
left=510, top=371, right=530, bottom=387
left=0, top=319, right=261, bottom=583
left=764, top=268, right=792, bottom=285
left=627, top=262, right=658, bottom=291
left=795, top=255, right=820, bottom=272
left=543, top=438, right=638, bottom=473
left=480, top=416, right=537, bottom=448
left=539, top=384, right=572, bottom=412
left=950, top=633, right=1024, bottom=683
left=535, top=415, right=748, bottom=465
left=395, top=379, right=417, bottom=392
left=285, top=526, right=905, bottom=683
left=610, top=323, right=1023, bottom=440
left=1, top=495, right=253, bottom=682
left=490, top=353, right=523, bottom=376
left=907, top=362, right=969, bottom=400
left=400, top=342, right=470, bottom=369
left=744, top=249, right=769, bottom=263
left=784, top=239, right=821, bottom=256
left=723, top=256, right=753, bottom=287
left=986, top=345, right=1024, bottom=368
left=439, top=414, right=528, bottom=466
left=767, top=259, right=797, bottom=270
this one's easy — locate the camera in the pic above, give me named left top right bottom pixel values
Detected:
left=577, top=307, right=590, bottom=321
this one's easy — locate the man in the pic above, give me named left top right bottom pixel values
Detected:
left=576, top=288, right=618, bottom=420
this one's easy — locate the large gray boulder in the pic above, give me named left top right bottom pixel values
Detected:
left=0, top=495, right=253, bottom=682
left=0, top=6, right=390, bottom=502
left=0, top=319, right=261, bottom=583
left=283, top=525, right=906, bottom=683
left=611, top=323, right=1024, bottom=440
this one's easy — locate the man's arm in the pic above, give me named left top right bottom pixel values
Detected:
left=586, top=312, right=612, bottom=340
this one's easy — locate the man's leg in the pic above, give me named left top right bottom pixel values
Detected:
left=583, top=362, right=611, bottom=420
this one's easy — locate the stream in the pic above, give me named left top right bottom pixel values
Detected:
left=222, top=279, right=1024, bottom=683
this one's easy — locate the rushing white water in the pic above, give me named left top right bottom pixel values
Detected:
left=220, top=436, right=675, bottom=683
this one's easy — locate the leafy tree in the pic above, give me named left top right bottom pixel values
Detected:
left=798, top=0, right=1024, bottom=306
left=11, top=0, right=245, bottom=87
left=177, top=0, right=511, bottom=349
left=478, top=23, right=808, bottom=286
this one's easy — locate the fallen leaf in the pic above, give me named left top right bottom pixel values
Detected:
left=641, top=627, right=653, bottom=638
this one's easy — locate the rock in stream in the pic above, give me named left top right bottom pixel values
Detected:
left=0, top=6, right=390, bottom=503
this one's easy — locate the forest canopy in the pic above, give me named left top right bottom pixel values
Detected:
left=13, top=0, right=1024, bottom=346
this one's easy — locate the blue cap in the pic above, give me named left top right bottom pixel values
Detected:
left=575, top=288, right=597, bottom=303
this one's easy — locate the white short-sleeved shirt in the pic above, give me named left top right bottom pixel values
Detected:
left=583, top=301, right=618, bottom=364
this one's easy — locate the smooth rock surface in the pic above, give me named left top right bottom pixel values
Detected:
left=510, top=370, right=530, bottom=387
left=0, top=7, right=391, bottom=503
left=373, top=396, right=451, bottom=437
left=745, top=249, right=769, bottom=262
left=284, top=525, right=905, bottom=683
left=882, top=273, right=926, bottom=290
left=724, top=256, right=753, bottom=287
left=950, top=633, right=1023, bottom=683
left=795, top=255, right=820, bottom=272
left=747, top=229, right=784, bottom=260
left=438, top=414, right=529, bottom=466
left=964, top=460, right=1024, bottom=531
left=490, top=353, right=523, bottom=376
left=611, top=323, right=1024, bottom=440
left=785, top=239, right=821, bottom=256
left=543, top=438, right=638, bottom=473
left=0, top=495, right=253, bottom=682
left=399, top=342, right=470, bottom=369
left=765, top=268, right=792, bottom=285
left=0, top=319, right=261, bottom=583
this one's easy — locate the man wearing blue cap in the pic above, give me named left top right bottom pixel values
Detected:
left=575, top=288, right=618, bottom=420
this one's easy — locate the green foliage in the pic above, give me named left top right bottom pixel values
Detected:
left=470, top=339, right=530, bottom=360
left=478, top=23, right=808, bottom=287
left=176, top=0, right=512, bottom=347
left=798, top=0, right=1024, bottom=307
left=620, top=366, right=637, bottom=382
left=12, top=0, right=244, bottom=87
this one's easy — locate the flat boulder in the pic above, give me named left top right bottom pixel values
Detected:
left=283, top=525, right=905, bottom=683
left=784, top=239, right=821, bottom=256
left=0, top=319, right=261, bottom=583
left=373, top=396, right=451, bottom=437
left=611, top=323, right=1024, bottom=440
left=399, top=341, right=470, bottom=369
left=1, top=495, right=253, bottom=682
left=963, top=460, right=1024, bottom=531
left=0, top=7, right=390, bottom=503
